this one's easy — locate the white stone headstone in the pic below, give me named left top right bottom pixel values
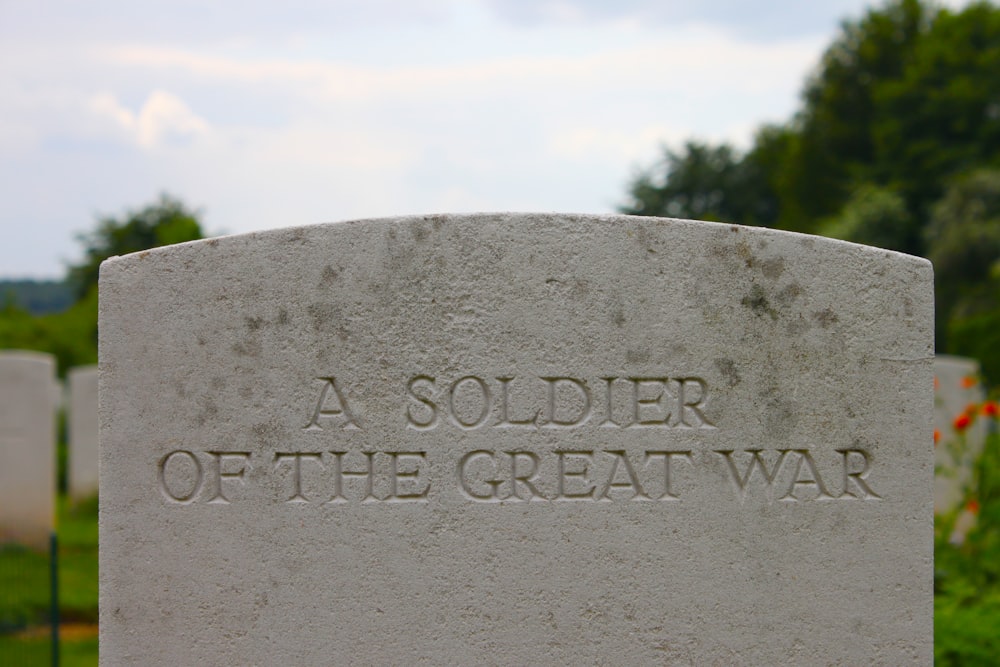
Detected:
left=933, top=355, right=986, bottom=543
left=100, top=214, right=934, bottom=664
left=69, top=365, right=100, bottom=502
left=0, top=351, right=57, bottom=549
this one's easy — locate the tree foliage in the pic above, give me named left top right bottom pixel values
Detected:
left=620, top=139, right=779, bottom=226
left=0, top=194, right=205, bottom=375
left=622, top=0, right=1000, bottom=377
left=68, top=194, right=204, bottom=300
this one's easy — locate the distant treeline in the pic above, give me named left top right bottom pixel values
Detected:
left=0, top=279, right=74, bottom=315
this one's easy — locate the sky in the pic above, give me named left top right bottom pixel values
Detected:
left=0, top=0, right=952, bottom=279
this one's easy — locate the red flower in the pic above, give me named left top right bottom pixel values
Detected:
left=954, top=413, right=972, bottom=431
left=962, top=376, right=977, bottom=389
left=934, top=429, right=941, bottom=446
left=967, top=498, right=980, bottom=514
left=983, top=401, right=999, bottom=418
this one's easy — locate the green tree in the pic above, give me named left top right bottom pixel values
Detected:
left=816, top=183, right=915, bottom=252
left=777, top=0, right=930, bottom=232
left=926, top=169, right=1000, bottom=369
left=874, top=2, right=1000, bottom=217
left=619, top=140, right=779, bottom=226
left=0, top=194, right=206, bottom=375
left=68, top=194, right=204, bottom=300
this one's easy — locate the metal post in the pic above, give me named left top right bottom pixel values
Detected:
left=50, top=531, right=59, bottom=667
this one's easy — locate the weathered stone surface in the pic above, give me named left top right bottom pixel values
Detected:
left=100, top=214, right=934, bottom=665
left=69, top=365, right=100, bottom=501
left=0, top=351, right=57, bottom=549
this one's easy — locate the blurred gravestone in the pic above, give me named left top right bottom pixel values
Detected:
left=934, top=355, right=986, bottom=540
left=0, top=351, right=57, bottom=549
left=69, top=365, right=100, bottom=501
left=100, top=214, right=933, bottom=664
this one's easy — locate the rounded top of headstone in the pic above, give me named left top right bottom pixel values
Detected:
left=99, top=213, right=931, bottom=270
left=0, top=350, right=56, bottom=368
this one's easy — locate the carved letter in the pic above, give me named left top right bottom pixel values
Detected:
left=505, top=451, right=546, bottom=500
left=675, top=377, right=714, bottom=427
left=598, top=377, right=622, bottom=427
left=556, top=451, right=596, bottom=500
left=304, top=377, right=360, bottom=430
left=328, top=451, right=377, bottom=503
left=541, top=377, right=592, bottom=427
left=158, top=450, right=203, bottom=504
left=457, top=450, right=503, bottom=501
left=274, top=452, right=324, bottom=503
left=628, top=378, right=672, bottom=427
left=780, top=450, right=835, bottom=501
left=837, top=449, right=881, bottom=499
left=448, top=376, right=492, bottom=429
left=495, top=377, right=540, bottom=428
left=205, top=451, right=251, bottom=504
left=645, top=450, right=692, bottom=500
left=387, top=452, right=430, bottom=500
left=717, top=449, right=789, bottom=500
left=406, top=375, right=438, bottom=430
left=598, top=450, right=650, bottom=501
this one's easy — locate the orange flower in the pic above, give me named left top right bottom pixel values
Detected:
left=934, top=429, right=941, bottom=445
left=964, top=403, right=979, bottom=417
left=935, top=376, right=940, bottom=390
left=954, top=413, right=972, bottom=431
left=983, top=401, right=999, bottom=418
left=966, top=498, right=980, bottom=514
left=962, top=376, right=977, bottom=389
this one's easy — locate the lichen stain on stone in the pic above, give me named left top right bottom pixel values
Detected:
left=412, top=223, right=430, bottom=243
left=812, top=308, right=839, bottom=328
left=777, top=283, right=802, bottom=307
left=320, top=265, right=339, bottom=286
left=785, top=315, right=811, bottom=336
left=715, top=358, right=741, bottom=387
left=308, top=303, right=348, bottom=341
left=277, top=307, right=289, bottom=326
left=244, top=316, right=265, bottom=332
left=765, top=396, right=799, bottom=440
left=736, top=240, right=754, bottom=268
left=760, top=257, right=785, bottom=280
left=231, top=341, right=260, bottom=357
left=252, top=421, right=282, bottom=445
left=741, top=284, right=778, bottom=320
left=627, top=349, right=651, bottom=364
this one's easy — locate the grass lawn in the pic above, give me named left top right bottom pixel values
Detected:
left=0, top=495, right=98, bottom=666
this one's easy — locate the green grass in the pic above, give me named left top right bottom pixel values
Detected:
left=0, top=634, right=99, bottom=667
left=0, top=494, right=98, bottom=665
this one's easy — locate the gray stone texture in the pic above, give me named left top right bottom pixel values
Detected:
left=69, top=365, right=100, bottom=502
left=100, top=214, right=934, bottom=665
left=0, top=351, right=57, bottom=549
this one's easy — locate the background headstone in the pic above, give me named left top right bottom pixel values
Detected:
left=0, top=351, right=57, bottom=549
left=69, top=365, right=100, bottom=502
left=934, top=355, right=987, bottom=542
left=100, top=214, right=933, bottom=664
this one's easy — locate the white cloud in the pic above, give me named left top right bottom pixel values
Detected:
left=0, top=0, right=854, bottom=278
left=88, top=89, right=210, bottom=149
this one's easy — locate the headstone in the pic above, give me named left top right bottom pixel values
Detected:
left=933, top=355, right=986, bottom=541
left=69, top=365, right=100, bottom=501
left=100, top=214, right=934, bottom=664
left=0, top=351, right=57, bottom=549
